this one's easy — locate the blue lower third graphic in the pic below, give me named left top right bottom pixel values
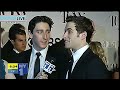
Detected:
left=8, top=63, right=28, bottom=76
left=8, top=69, right=18, bottom=74
left=18, top=63, right=28, bottom=76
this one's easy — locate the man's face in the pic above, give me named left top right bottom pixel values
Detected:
left=13, top=34, right=26, bottom=53
left=31, top=22, right=51, bottom=50
left=63, top=22, right=82, bottom=50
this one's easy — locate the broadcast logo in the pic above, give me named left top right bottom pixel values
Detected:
left=8, top=63, right=28, bottom=76
left=8, top=63, right=18, bottom=74
left=43, top=60, right=56, bottom=74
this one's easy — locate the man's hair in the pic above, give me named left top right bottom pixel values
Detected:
left=66, top=16, right=95, bottom=43
left=28, top=16, right=54, bottom=33
left=9, top=23, right=25, bottom=30
left=9, top=23, right=25, bottom=40
left=9, top=28, right=26, bottom=41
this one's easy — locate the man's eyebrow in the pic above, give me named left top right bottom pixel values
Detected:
left=66, top=28, right=72, bottom=31
left=18, top=39, right=26, bottom=41
left=36, top=29, right=50, bottom=31
left=67, top=28, right=72, bottom=30
left=36, top=29, right=43, bottom=31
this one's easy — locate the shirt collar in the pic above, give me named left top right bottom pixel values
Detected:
left=72, top=44, right=89, bottom=62
left=32, top=45, right=49, bottom=58
left=13, top=49, right=20, bottom=54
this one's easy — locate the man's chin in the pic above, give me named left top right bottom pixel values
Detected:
left=40, top=45, right=47, bottom=49
left=65, top=45, right=70, bottom=49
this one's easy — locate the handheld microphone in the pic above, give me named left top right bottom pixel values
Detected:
left=34, top=60, right=56, bottom=79
left=43, top=60, right=56, bottom=74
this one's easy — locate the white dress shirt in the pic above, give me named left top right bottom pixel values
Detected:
left=66, top=44, right=89, bottom=79
left=27, top=45, right=49, bottom=79
left=13, top=49, right=20, bottom=54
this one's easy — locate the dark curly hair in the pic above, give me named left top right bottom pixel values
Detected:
left=66, top=16, right=95, bottom=43
left=28, top=16, right=54, bottom=34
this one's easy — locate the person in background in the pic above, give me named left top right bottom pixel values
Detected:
left=89, top=41, right=119, bottom=79
left=89, top=41, right=107, bottom=66
left=112, top=46, right=119, bottom=79
left=89, top=41, right=113, bottom=78
left=1, top=23, right=25, bottom=60
left=0, top=59, right=16, bottom=79
left=2, top=28, right=27, bottom=63
left=0, top=27, right=5, bottom=59
left=113, top=70, right=119, bottom=79
left=1, top=27, right=27, bottom=79
left=0, top=27, right=5, bottom=48
left=112, top=70, right=119, bottom=79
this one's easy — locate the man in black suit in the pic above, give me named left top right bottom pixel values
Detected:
left=21, top=16, right=57, bottom=79
left=1, top=23, right=25, bottom=60
left=63, top=16, right=110, bottom=79
left=2, top=28, right=26, bottom=63
left=1, top=26, right=27, bottom=79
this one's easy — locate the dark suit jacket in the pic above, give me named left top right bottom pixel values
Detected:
left=48, top=39, right=71, bottom=79
left=1, top=40, right=14, bottom=60
left=67, top=48, right=111, bottom=79
left=20, top=47, right=58, bottom=79
left=4, top=50, right=26, bottom=79
left=5, top=50, right=24, bottom=63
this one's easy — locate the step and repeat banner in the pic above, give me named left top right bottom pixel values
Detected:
left=0, top=11, right=119, bottom=70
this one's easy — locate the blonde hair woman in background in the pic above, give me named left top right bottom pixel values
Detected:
left=89, top=41, right=119, bottom=79
left=89, top=41, right=107, bottom=66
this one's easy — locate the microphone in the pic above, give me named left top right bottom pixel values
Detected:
left=34, top=59, right=56, bottom=79
left=43, top=60, right=56, bottom=74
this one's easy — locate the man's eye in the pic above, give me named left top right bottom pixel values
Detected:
left=47, top=31, right=50, bottom=33
left=68, top=30, right=71, bottom=34
left=37, top=31, right=42, bottom=34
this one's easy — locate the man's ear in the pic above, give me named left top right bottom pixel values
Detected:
left=28, top=30, right=33, bottom=38
left=81, top=31, right=87, bottom=40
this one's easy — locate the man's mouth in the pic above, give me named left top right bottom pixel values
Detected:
left=65, top=40, right=70, bottom=43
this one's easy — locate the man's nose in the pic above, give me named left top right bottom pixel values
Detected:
left=43, top=33, right=47, bottom=40
left=63, top=31, right=67, bottom=39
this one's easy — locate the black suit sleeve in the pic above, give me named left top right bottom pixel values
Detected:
left=87, top=58, right=111, bottom=79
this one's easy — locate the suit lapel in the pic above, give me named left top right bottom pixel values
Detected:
left=23, top=47, right=57, bottom=79
left=21, top=49, right=32, bottom=79
left=46, top=47, right=56, bottom=64
left=71, top=48, right=92, bottom=75
left=45, top=47, right=57, bottom=79
left=25, top=49, right=32, bottom=64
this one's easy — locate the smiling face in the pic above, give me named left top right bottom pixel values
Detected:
left=63, top=22, right=81, bottom=50
left=30, top=22, right=51, bottom=51
left=63, top=21, right=88, bottom=52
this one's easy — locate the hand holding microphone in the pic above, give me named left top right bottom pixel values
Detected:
left=34, top=60, right=56, bottom=79
left=43, top=60, right=56, bottom=74
left=34, top=72, right=48, bottom=79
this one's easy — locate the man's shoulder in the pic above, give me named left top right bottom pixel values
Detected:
left=85, top=49, right=106, bottom=68
left=9, top=50, right=18, bottom=55
left=2, top=40, right=13, bottom=50
left=20, top=49, right=32, bottom=55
